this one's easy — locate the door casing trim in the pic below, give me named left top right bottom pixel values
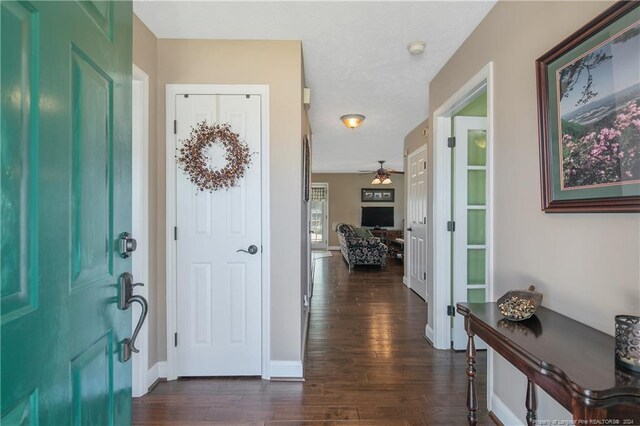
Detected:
left=132, top=64, right=150, bottom=396
left=431, top=61, right=494, bottom=413
left=164, top=84, right=271, bottom=379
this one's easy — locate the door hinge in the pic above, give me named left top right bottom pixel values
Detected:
left=423, top=216, right=427, bottom=224
left=173, top=120, right=177, bottom=134
left=447, top=305, right=455, bottom=317
left=447, top=221, right=456, bottom=232
left=447, top=136, right=456, bottom=148
left=174, top=226, right=178, bottom=240
left=174, top=332, right=178, bottom=347
left=423, top=161, right=427, bottom=170
left=423, top=272, right=426, bottom=280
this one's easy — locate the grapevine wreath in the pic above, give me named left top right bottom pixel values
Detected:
left=177, top=122, right=252, bottom=192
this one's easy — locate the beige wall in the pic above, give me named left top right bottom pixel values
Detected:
left=133, top=21, right=307, bottom=369
left=425, top=0, right=639, bottom=421
left=405, top=118, right=429, bottom=157
left=133, top=16, right=160, bottom=368
left=311, top=173, right=405, bottom=247
left=156, top=39, right=305, bottom=364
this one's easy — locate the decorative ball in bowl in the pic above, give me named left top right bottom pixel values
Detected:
left=497, top=286, right=543, bottom=321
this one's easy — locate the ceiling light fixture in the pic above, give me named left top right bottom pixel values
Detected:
left=407, top=41, right=426, bottom=55
left=340, top=114, right=365, bottom=129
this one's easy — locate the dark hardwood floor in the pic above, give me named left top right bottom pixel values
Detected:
left=133, top=254, right=489, bottom=425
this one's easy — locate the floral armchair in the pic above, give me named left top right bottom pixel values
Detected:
left=336, top=224, right=388, bottom=270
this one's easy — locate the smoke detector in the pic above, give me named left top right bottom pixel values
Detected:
left=407, top=41, right=426, bottom=55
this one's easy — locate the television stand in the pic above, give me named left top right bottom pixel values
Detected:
left=369, top=229, right=404, bottom=261
left=369, top=228, right=387, bottom=241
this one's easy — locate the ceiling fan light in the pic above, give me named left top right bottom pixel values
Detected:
left=340, top=114, right=365, bottom=129
left=371, top=177, right=382, bottom=185
left=382, top=177, right=392, bottom=184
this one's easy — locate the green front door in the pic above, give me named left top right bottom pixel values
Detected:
left=1, top=1, right=133, bottom=424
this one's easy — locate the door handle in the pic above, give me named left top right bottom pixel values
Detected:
left=406, top=227, right=413, bottom=232
left=118, top=272, right=148, bottom=362
left=237, top=245, right=258, bottom=255
left=119, top=232, right=137, bottom=258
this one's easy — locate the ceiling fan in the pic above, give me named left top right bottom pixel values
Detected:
left=359, top=161, right=404, bottom=185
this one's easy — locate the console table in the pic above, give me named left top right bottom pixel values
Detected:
left=456, top=303, right=640, bottom=425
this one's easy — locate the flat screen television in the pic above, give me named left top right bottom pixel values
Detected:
left=361, top=207, right=394, bottom=228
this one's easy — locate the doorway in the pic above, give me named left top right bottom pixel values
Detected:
left=132, top=65, right=150, bottom=396
left=431, top=63, right=494, bottom=351
left=451, top=114, right=488, bottom=350
left=164, top=84, right=271, bottom=379
left=310, top=183, right=329, bottom=250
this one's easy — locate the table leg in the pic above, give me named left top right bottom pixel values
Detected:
left=526, top=379, right=537, bottom=426
left=466, top=321, right=478, bottom=425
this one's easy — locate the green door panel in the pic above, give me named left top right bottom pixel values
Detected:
left=1, top=1, right=132, bottom=424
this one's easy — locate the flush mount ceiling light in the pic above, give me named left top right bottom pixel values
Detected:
left=407, top=41, right=426, bottom=55
left=340, top=114, right=365, bottom=129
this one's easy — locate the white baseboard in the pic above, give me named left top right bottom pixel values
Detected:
left=425, top=324, right=435, bottom=345
left=270, top=361, right=303, bottom=379
left=328, top=246, right=340, bottom=251
left=147, top=361, right=167, bottom=390
left=490, top=392, right=523, bottom=426
left=403, top=276, right=408, bottom=286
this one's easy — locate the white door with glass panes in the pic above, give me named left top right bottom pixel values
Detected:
left=310, top=183, right=329, bottom=250
left=452, top=116, right=488, bottom=350
left=406, top=147, right=427, bottom=300
left=174, top=93, right=262, bottom=375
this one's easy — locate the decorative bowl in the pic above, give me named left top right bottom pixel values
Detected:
left=497, top=285, right=543, bottom=321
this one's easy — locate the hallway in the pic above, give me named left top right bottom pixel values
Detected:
left=133, top=255, right=488, bottom=425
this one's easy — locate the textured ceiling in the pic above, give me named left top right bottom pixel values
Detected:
left=134, top=1, right=495, bottom=172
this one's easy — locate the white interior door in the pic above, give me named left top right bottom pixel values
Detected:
left=407, top=147, right=427, bottom=300
left=310, top=183, right=328, bottom=250
left=175, top=94, right=262, bottom=376
left=452, top=116, right=488, bottom=350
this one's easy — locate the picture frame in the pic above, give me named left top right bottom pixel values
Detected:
left=303, top=136, right=310, bottom=203
left=536, top=1, right=640, bottom=212
left=361, top=188, right=395, bottom=202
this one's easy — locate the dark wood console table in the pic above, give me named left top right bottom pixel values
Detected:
left=456, top=303, right=640, bottom=425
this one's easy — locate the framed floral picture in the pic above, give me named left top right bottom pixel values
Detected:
left=536, top=1, right=640, bottom=212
